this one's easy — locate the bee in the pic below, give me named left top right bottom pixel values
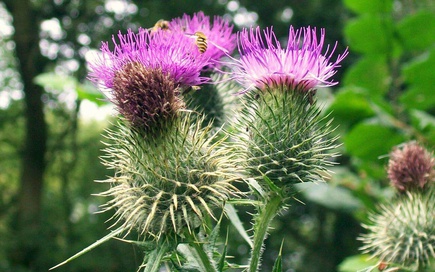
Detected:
left=193, top=31, right=207, bottom=54
left=150, top=19, right=170, bottom=33
left=182, top=85, right=201, bottom=95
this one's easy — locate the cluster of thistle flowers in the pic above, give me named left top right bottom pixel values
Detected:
left=360, top=142, right=435, bottom=271
left=89, top=11, right=348, bottom=270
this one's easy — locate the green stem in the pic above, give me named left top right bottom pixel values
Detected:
left=249, top=193, right=283, bottom=272
left=144, top=240, right=170, bottom=272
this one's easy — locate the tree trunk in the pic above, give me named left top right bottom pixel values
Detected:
left=5, top=0, right=47, bottom=269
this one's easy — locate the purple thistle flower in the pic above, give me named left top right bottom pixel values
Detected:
left=89, top=28, right=209, bottom=90
left=229, top=26, right=348, bottom=94
left=88, top=28, right=210, bottom=130
left=169, top=11, right=236, bottom=68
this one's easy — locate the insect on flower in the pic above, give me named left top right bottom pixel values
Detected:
left=191, top=31, right=208, bottom=54
left=186, top=31, right=230, bottom=55
left=150, top=19, right=170, bottom=33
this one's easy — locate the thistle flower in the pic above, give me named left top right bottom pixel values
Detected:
left=388, top=142, right=435, bottom=193
left=230, top=26, right=345, bottom=191
left=169, top=11, right=236, bottom=68
left=228, top=26, right=348, bottom=94
left=88, top=28, right=209, bottom=130
left=232, top=26, right=348, bottom=269
left=100, top=114, right=241, bottom=240
left=359, top=191, right=435, bottom=269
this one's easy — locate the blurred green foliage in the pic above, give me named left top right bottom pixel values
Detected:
left=1, top=0, right=434, bottom=271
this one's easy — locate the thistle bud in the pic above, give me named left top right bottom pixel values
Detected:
left=236, top=91, right=338, bottom=191
left=359, top=191, right=435, bottom=269
left=388, top=142, right=435, bottom=193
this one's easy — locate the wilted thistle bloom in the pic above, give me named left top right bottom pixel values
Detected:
left=360, top=191, right=435, bottom=269
left=229, top=26, right=348, bottom=94
left=388, top=142, right=435, bottom=192
left=169, top=11, right=236, bottom=68
left=89, top=28, right=209, bottom=131
left=229, top=26, right=346, bottom=191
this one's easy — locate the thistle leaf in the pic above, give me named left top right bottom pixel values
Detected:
left=224, top=203, right=253, bottom=248
left=271, top=240, right=284, bottom=272
left=50, top=226, right=125, bottom=270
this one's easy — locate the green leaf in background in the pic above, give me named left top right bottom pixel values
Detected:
left=397, top=11, right=435, bottom=51
left=399, top=86, right=435, bottom=111
left=338, top=254, right=378, bottom=272
left=76, top=82, right=108, bottom=106
left=295, top=182, right=363, bottom=213
left=343, top=0, right=393, bottom=14
left=409, top=110, right=435, bottom=146
left=328, top=88, right=375, bottom=126
left=344, top=122, right=405, bottom=161
left=344, top=15, right=394, bottom=54
left=400, top=48, right=435, bottom=110
left=343, top=56, right=390, bottom=95
left=409, top=109, right=435, bottom=131
left=34, top=72, right=77, bottom=92
left=326, top=166, right=383, bottom=211
left=34, top=72, right=107, bottom=106
left=402, top=48, right=435, bottom=85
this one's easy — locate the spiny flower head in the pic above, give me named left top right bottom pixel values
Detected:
left=388, top=142, right=435, bottom=193
left=359, top=191, right=435, bottom=269
left=100, top=114, right=242, bottom=240
left=229, top=26, right=348, bottom=94
left=236, top=90, right=338, bottom=191
left=88, top=28, right=209, bottom=130
left=169, top=11, right=236, bottom=68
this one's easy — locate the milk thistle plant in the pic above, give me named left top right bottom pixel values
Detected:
left=359, top=142, right=435, bottom=272
left=51, top=11, right=348, bottom=272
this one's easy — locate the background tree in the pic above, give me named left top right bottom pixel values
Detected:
left=3, top=0, right=48, bottom=268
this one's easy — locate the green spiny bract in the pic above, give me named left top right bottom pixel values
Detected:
left=235, top=89, right=338, bottom=193
left=98, top=112, right=242, bottom=240
left=359, top=190, right=435, bottom=269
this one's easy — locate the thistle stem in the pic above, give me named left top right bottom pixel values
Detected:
left=144, top=240, right=170, bottom=272
left=249, top=192, right=283, bottom=272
